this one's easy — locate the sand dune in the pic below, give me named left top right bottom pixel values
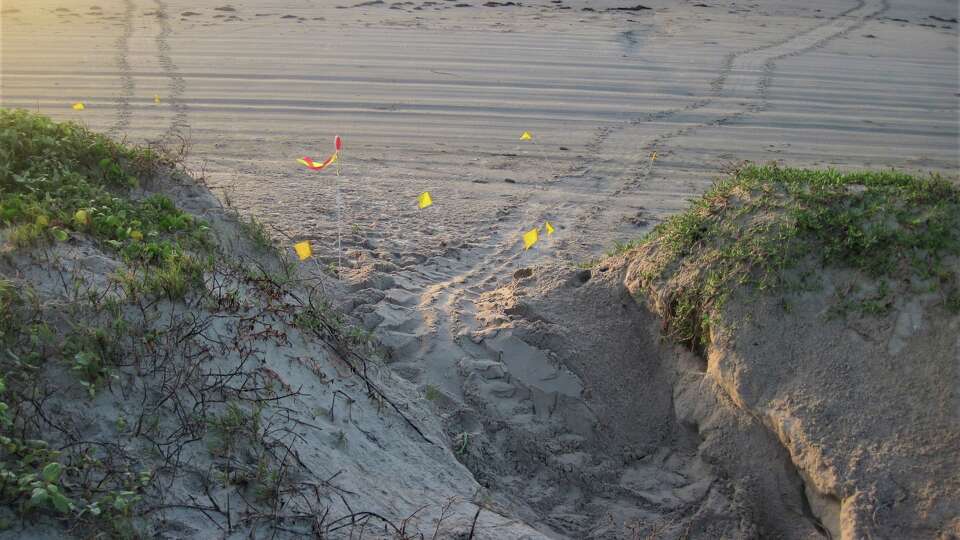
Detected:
left=2, top=0, right=957, bottom=536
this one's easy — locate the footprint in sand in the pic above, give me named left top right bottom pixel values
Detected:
left=214, top=5, right=236, bottom=12
left=181, top=11, right=200, bottom=16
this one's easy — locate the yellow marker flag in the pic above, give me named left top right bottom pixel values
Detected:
left=418, top=192, right=433, bottom=209
left=154, top=95, right=161, bottom=104
left=650, top=151, right=657, bottom=162
left=72, top=102, right=85, bottom=111
left=520, top=131, right=533, bottom=141
left=294, top=241, right=313, bottom=261
left=545, top=221, right=555, bottom=235
left=523, top=228, right=539, bottom=250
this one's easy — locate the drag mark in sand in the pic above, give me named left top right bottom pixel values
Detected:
left=109, top=0, right=136, bottom=137
left=752, top=0, right=891, bottom=110
left=712, top=0, right=871, bottom=99
left=153, top=0, right=189, bottom=141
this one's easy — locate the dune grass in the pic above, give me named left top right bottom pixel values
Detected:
left=0, top=109, right=212, bottom=299
left=624, top=164, right=960, bottom=352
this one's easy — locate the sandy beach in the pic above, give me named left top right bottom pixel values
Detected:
left=2, top=0, right=958, bottom=537
left=3, top=1, right=956, bottom=267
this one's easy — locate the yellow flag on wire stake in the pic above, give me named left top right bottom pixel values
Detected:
left=72, top=102, right=85, bottom=111
left=523, top=228, right=539, bottom=250
left=294, top=241, right=313, bottom=261
left=520, top=131, right=533, bottom=141
left=154, top=95, right=161, bottom=104
left=418, top=192, right=433, bottom=209
left=545, top=221, right=555, bottom=235
left=650, top=151, right=657, bottom=162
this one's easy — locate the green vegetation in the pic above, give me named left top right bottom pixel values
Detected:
left=238, top=214, right=274, bottom=252
left=0, top=111, right=379, bottom=536
left=625, top=164, right=960, bottom=352
left=206, top=402, right=286, bottom=504
left=424, top=384, right=441, bottom=401
left=0, top=108, right=211, bottom=300
left=0, top=110, right=213, bottom=533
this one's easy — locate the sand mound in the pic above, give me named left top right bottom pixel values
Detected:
left=0, top=111, right=543, bottom=539
left=624, top=165, right=960, bottom=538
left=465, top=165, right=959, bottom=538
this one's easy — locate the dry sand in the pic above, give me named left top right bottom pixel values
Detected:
left=2, top=0, right=958, bottom=537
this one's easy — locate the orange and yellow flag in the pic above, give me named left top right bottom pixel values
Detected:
left=298, top=153, right=338, bottom=171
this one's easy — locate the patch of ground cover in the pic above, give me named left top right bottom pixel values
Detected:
left=0, top=109, right=212, bottom=300
left=620, top=163, right=960, bottom=353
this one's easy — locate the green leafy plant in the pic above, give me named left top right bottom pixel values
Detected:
left=27, top=463, right=74, bottom=513
left=424, top=384, right=441, bottom=402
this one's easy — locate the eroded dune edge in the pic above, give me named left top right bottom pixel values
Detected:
left=1, top=111, right=957, bottom=539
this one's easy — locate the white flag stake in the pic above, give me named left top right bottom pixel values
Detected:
left=335, top=145, right=343, bottom=277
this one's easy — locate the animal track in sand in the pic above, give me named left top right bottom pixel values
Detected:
left=107, top=0, right=135, bottom=137
left=559, top=0, right=890, bottom=255
left=153, top=0, right=190, bottom=142
left=346, top=2, right=895, bottom=533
